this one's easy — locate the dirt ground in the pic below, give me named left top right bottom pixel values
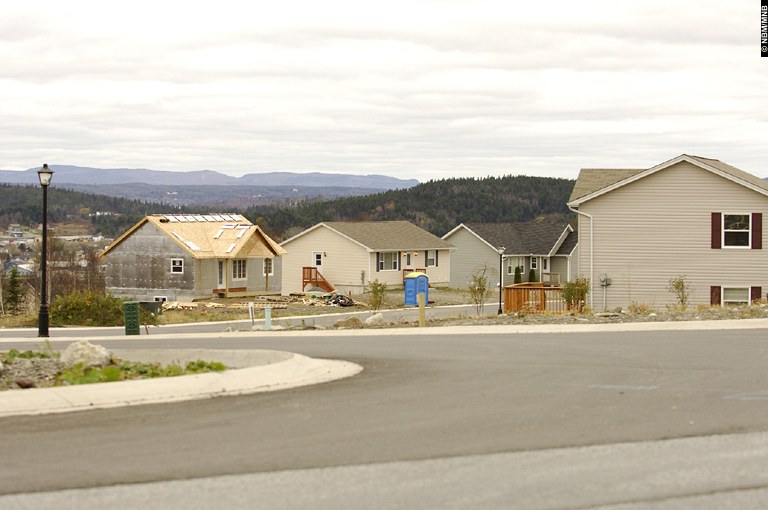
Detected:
left=158, top=287, right=473, bottom=323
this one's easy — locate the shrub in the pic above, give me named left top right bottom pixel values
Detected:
left=563, top=276, right=590, bottom=312
left=528, top=268, right=537, bottom=283
left=467, top=267, right=493, bottom=315
left=50, top=292, right=158, bottom=327
left=366, top=279, right=388, bottom=312
left=514, top=266, right=522, bottom=284
left=666, top=275, right=693, bottom=310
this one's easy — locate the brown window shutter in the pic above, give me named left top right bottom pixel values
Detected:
left=752, top=213, right=762, bottom=249
left=710, top=286, right=721, bottom=306
left=751, top=286, right=762, bottom=304
left=711, top=213, right=721, bottom=249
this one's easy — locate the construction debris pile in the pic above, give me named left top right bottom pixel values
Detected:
left=159, top=292, right=364, bottom=313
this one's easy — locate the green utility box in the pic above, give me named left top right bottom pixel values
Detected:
left=123, top=301, right=140, bottom=336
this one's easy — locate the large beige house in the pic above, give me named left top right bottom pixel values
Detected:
left=567, top=154, right=767, bottom=310
left=280, top=221, right=455, bottom=295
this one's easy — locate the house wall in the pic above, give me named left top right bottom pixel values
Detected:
left=281, top=227, right=370, bottom=295
left=105, top=223, right=197, bottom=301
left=577, top=161, right=768, bottom=310
left=368, top=249, right=452, bottom=289
left=445, top=228, right=501, bottom=289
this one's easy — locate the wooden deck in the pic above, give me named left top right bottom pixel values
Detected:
left=503, top=283, right=571, bottom=314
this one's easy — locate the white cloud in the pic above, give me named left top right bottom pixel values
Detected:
left=1, top=0, right=766, bottom=180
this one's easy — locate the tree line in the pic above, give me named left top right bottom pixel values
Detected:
left=0, top=174, right=576, bottom=241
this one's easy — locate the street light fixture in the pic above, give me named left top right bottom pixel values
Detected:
left=497, top=245, right=505, bottom=314
left=37, top=164, right=53, bottom=337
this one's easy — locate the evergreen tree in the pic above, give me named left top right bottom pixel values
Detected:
left=4, top=266, right=25, bottom=315
left=528, top=268, right=537, bottom=283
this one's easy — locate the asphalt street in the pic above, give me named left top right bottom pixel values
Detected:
left=2, top=322, right=768, bottom=508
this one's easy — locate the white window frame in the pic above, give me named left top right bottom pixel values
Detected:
left=506, top=258, right=514, bottom=275
left=170, top=258, right=184, bottom=274
left=378, top=252, right=399, bottom=271
left=530, top=257, right=537, bottom=270
left=722, top=213, right=751, bottom=249
left=426, top=250, right=436, bottom=267
left=232, top=259, right=247, bottom=280
left=153, top=296, right=167, bottom=302
left=722, top=286, right=750, bottom=306
left=263, top=258, right=274, bottom=276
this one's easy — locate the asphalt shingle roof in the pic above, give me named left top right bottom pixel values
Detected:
left=322, top=221, right=455, bottom=251
left=568, top=155, right=768, bottom=204
left=460, top=222, right=572, bottom=255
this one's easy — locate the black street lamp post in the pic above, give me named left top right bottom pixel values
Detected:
left=497, top=246, right=505, bottom=314
left=38, top=164, right=53, bottom=337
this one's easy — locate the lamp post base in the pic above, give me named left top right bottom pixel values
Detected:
left=38, top=304, right=49, bottom=337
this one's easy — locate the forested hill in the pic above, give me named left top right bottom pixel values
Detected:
left=244, top=175, right=576, bottom=239
left=0, top=183, right=209, bottom=236
left=0, top=175, right=576, bottom=240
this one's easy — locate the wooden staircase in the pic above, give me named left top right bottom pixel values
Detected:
left=302, top=267, right=335, bottom=293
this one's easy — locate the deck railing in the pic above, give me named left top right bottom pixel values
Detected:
left=503, top=283, right=570, bottom=314
left=302, top=267, right=335, bottom=293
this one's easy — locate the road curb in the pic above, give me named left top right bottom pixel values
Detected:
left=0, top=349, right=363, bottom=418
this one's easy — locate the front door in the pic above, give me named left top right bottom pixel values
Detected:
left=312, top=252, right=323, bottom=274
left=217, top=260, right=226, bottom=290
left=405, top=252, right=414, bottom=270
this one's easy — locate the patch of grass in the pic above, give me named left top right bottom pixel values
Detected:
left=56, top=359, right=227, bottom=386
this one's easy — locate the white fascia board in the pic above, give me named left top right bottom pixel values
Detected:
left=279, top=222, right=327, bottom=246
left=548, top=225, right=573, bottom=257
left=568, top=155, right=768, bottom=207
left=445, top=223, right=502, bottom=253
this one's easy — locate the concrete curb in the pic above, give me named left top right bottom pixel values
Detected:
left=0, top=349, right=363, bottom=418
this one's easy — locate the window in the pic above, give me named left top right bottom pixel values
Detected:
left=723, top=214, right=750, bottom=247
left=531, top=257, right=537, bottom=270
left=153, top=296, right=167, bottom=302
left=170, top=259, right=183, bottom=274
left=722, top=287, right=750, bottom=306
left=542, top=258, right=548, bottom=271
left=378, top=252, right=399, bottom=271
left=713, top=212, right=762, bottom=249
left=263, top=258, right=273, bottom=276
left=426, top=250, right=437, bottom=267
left=232, top=259, right=247, bottom=279
left=506, top=258, right=514, bottom=275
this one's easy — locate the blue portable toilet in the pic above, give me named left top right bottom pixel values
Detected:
left=404, top=272, right=429, bottom=306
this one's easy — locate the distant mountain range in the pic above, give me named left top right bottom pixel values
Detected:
left=0, top=165, right=419, bottom=189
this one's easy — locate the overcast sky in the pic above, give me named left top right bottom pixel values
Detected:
left=2, top=0, right=765, bottom=181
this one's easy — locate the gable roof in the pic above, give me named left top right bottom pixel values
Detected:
left=282, top=221, right=455, bottom=251
left=444, top=221, right=574, bottom=256
left=568, top=154, right=768, bottom=206
left=100, top=213, right=287, bottom=259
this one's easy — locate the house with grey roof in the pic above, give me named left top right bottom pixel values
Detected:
left=100, top=213, right=286, bottom=302
left=567, top=154, right=768, bottom=311
left=442, top=221, right=578, bottom=290
left=279, top=221, right=456, bottom=295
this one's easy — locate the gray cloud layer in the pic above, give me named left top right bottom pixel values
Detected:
left=2, top=0, right=765, bottom=180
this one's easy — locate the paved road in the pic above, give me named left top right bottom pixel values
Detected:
left=2, top=325, right=768, bottom=508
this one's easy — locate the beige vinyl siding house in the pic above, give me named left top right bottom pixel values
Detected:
left=442, top=222, right=578, bottom=289
left=280, top=221, right=455, bottom=295
left=568, top=155, right=768, bottom=310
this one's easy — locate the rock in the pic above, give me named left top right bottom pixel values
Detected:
left=334, top=316, right=363, bottom=329
left=364, top=313, right=384, bottom=326
left=60, top=340, right=111, bottom=369
left=594, top=312, right=620, bottom=318
left=223, top=326, right=235, bottom=332
left=15, top=378, right=36, bottom=389
left=614, top=307, right=623, bottom=313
